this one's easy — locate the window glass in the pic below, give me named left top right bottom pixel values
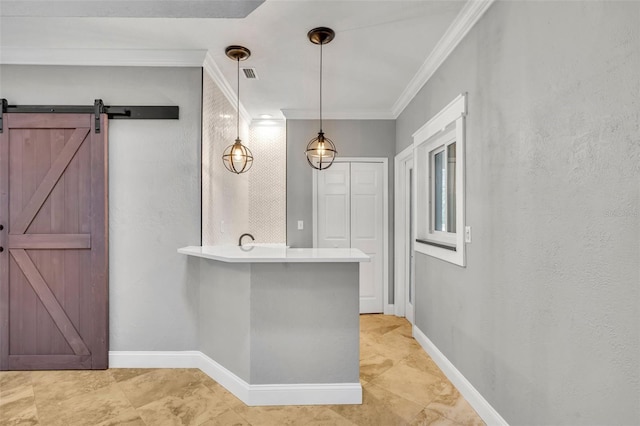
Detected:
left=434, top=150, right=445, bottom=232
left=447, top=143, right=456, bottom=233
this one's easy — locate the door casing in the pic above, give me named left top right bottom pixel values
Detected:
left=394, top=145, right=415, bottom=321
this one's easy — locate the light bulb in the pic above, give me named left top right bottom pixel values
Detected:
left=317, top=141, right=326, bottom=157
left=233, top=147, right=243, bottom=162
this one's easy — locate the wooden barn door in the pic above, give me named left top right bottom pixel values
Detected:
left=0, top=113, right=108, bottom=370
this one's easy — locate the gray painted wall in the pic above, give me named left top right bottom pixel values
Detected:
left=396, top=2, right=640, bottom=424
left=0, top=65, right=202, bottom=351
left=196, top=259, right=360, bottom=385
left=250, top=262, right=359, bottom=384
left=199, top=260, right=251, bottom=381
left=286, top=119, right=396, bottom=302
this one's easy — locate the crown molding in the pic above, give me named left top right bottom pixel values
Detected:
left=0, top=47, right=207, bottom=67
left=391, top=0, right=495, bottom=118
left=203, top=51, right=252, bottom=126
left=281, top=109, right=395, bottom=120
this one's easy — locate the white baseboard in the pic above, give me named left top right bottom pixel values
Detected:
left=412, top=326, right=508, bottom=426
left=246, top=383, right=362, bottom=406
left=108, top=351, right=362, bottom=406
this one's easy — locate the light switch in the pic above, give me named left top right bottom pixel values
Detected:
left=297, top=220, right=304, bottom=230
left=464, top=226, right=471, bottom=243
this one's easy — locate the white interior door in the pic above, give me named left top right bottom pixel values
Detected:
left=351, top=163, right=384, bottom=313
left=316, top=161, right=385, bottom=314
left=317, top=162, right=350, bottom=249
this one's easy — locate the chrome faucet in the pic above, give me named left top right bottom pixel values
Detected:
left=238, top=233, right=255, bottom=246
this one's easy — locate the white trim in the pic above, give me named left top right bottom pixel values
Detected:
left=281, top=109, right=394, bottom=120
left=312, top=157, right=389, bottom=315
left=412, top=94, right=467, bottom=142
left=244, top=383, right=362, bottom=406
left=384, top=304, right=395, bottom=315
left=391, top=0, right=495, bottom=117
left=394, top=144, right=414, bottom=318
left=412, top=326, right=509, bottom=426
left=109, top=351, right=362, bottom=406
left=413, top=94, right=466, bottom=267
left=203, top=51, right=252, bottom=126
left=0, top=47, right=207, bottom=68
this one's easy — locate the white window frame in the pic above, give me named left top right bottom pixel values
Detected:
left=413, top=93, right=466, bottom=266
left=427, top=128, right=457, bottom=246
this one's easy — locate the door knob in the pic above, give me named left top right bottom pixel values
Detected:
left=0, top=224, right=3, bottom=231
left=0, top=247, right=4, bottom=252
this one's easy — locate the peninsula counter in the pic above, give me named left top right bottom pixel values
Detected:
left=178, top=245, right=369, bottom=406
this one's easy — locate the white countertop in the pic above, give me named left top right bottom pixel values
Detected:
left=178, top=245, right=370, bottom=263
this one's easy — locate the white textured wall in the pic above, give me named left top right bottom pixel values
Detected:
left=0, top=65, right=202, bottom=351
left=202, top=71, right=250, bottom=245
left=248, top=124, right=286, bottom=243
left=396, top=1, right=640, bottom=423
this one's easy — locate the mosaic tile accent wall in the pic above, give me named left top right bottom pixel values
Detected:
left=202, top=72, right=250, bottom=245
left=248, top=125, right=286, bottom=243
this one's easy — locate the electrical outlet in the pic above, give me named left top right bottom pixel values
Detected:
left=464, top=226, right=471, bottom=243
left=297, top=220, right=304, bottom=230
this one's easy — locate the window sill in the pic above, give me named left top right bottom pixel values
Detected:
left=415, top=239, right=465, bottom=267
left=415, top=239, right=456, bottom=252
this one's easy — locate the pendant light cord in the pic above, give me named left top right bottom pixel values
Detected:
left=236, top=57, right=240, bottom=139
left=319, top=41, right=323, bottom=133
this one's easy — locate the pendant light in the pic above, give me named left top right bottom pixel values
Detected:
left=222, top=45, right=253, bottom=174
left=305, top=27, right=337, bottom=170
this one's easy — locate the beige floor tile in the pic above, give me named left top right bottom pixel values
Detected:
left=0, top=384, right=39, bottom=426
left=365, top=331, right=423, bottom=362
left=31, top=369, right=114, bottom=405
left=410, top=408, right=460, bottom=426
left=308, top=408, right=359, bottom=425
left=0, top=411, right=40, bottom=426
left=234, top=404, right=325, bottom=426
left=36, top=383, right=140, bottom=426
left=389, top=322, right=414, bottom=339
left=0, top=371, right=32, bottom=394
left=329, top=381, right=424, bottom=426
left=95, top=414, right=147, bottom=426
left=360, top=352, right=396, bottom=382
left=403, top=350, right=447, bottom=380
left=426, top=383, right=485, bottom=426
left=359, top=314, right=407, bottom=337
left=0, top=381, right=35, bottom=417
left=110, top=368, right=158, bottom=383
left=198, top=377, right=246, bottom=410
left=2, top=315, right=483, bottom=426
left=370, top=360, right=447, bottom=407
left=116, top=368, right=202, bottom=408
left=136, top=383, right=229, bottom=426
left=199, top=408, right=251, bottom=426
left=366, top=382, right=426, bottom=422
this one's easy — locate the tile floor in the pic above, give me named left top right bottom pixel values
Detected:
left=0, top=315, right=484, bottom=426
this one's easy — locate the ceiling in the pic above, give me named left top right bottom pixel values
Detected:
left=0, top=0, right=469, bottom=120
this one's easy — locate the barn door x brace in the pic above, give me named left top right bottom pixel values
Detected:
left=0, top=99, right=179, bottom=133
